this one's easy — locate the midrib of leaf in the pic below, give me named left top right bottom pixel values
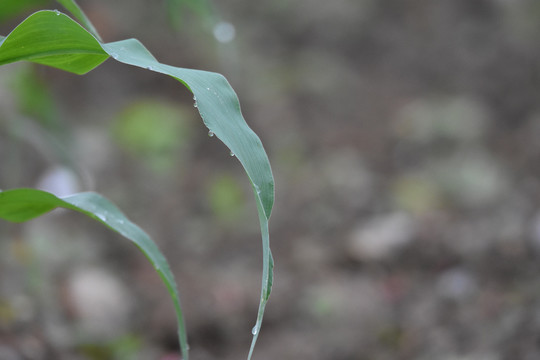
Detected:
left=0, top=49, right=106, bottom=65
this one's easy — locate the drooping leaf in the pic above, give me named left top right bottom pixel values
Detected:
left=102, top=39, right=274, bottom=219
left=0, top=9, right=274, bottom=360
left=0, top=188, right=188, bottom=358
left=101, top=39, right=274, bottom=359
left=0, top=11, right=108, bottom=74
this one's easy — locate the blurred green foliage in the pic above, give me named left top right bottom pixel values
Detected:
left=207, top=174, right=245, bottom=224
left=165, top=0, right=215, bottom=29
left=0, top=0, right=49, bottom=22
left=11, top=64, right=59, bottom=131
left=112, top=100, right=193, bottom=173
left=77, top=334, right=142, bottom=360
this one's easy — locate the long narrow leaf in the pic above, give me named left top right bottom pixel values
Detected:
left=100, top=44, right=276, bottom=355
left=0, top=189, right=188, bottom=358
left=0, top=10, right=274, bottom=359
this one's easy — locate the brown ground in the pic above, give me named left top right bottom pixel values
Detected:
left=3, top=1, right=540, bottom=359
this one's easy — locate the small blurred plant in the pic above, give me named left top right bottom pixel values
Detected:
left=0, top=0, right=49, bottom=22
left=165, top=0, right=215, bottom=30
left=0, top=1, right=274, bottom=359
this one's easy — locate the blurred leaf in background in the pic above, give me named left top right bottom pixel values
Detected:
left=0, top=0, right=50, bottom=22
left=206, top=173, right=245, bottom=224
left=112, top=99, right=194, bottom=173
left=77, top=334, right=142, bottom=360
left=10, top=64, right=60, bottom=132
left=164, top=0, right=215, bottom=30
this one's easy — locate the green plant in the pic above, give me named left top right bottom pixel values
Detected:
left=0, top=1, right=274, bottom=359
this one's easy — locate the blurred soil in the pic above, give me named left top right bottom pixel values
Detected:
left=3, top=0, right=540, bottom=359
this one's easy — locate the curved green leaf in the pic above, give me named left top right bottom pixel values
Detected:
left=0, top=9, right=274, bottom=359
left=0, top=188, right=188, bottom=357
left=0, top=11, right=107, bottom=74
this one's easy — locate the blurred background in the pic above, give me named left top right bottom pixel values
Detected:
left=3, top=0, right=540, bottom=359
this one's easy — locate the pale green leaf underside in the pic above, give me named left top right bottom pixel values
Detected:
left=0, top=10, right=274, bottom=360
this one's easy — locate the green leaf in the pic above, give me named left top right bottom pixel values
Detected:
left=0, top=188, right=61, bottom=222
left=102, top=39, right=275, bottom=219
left=0, top=10, right=275, bottom=359
left=102, top=40, right=275, bottom=358
left=0, top=11, right=108, bottom=74
left=0, top=189, right=188, bottom=357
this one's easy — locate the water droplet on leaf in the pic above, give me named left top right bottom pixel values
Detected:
left=146, top=66, right=153, bottom=70
left=251, top=325, right=258, bottom=335
left=111, top=53, right=119, bottom=60
left=208, top=131, right=214, bottom=137
left=230, top=151, right=235, bottom=157
left=54, top=9, right=61, bottom=15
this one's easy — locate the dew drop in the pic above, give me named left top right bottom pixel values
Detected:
left=54, top=9, right=61, bottom=15
left=146, top=66, right=153, bottom=70
left=193, top=102, right=198, bottom=108
left=251, top=325, right=258, bottom=336
left=111, top=53, right=119, bottom=60
left=254, top=184, right=261, bottom=194
left=208, top=131, right=214, bottom=137
left=230, top=151, right=235, bottom=157
left=96, top=213, right=107, bottom=222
